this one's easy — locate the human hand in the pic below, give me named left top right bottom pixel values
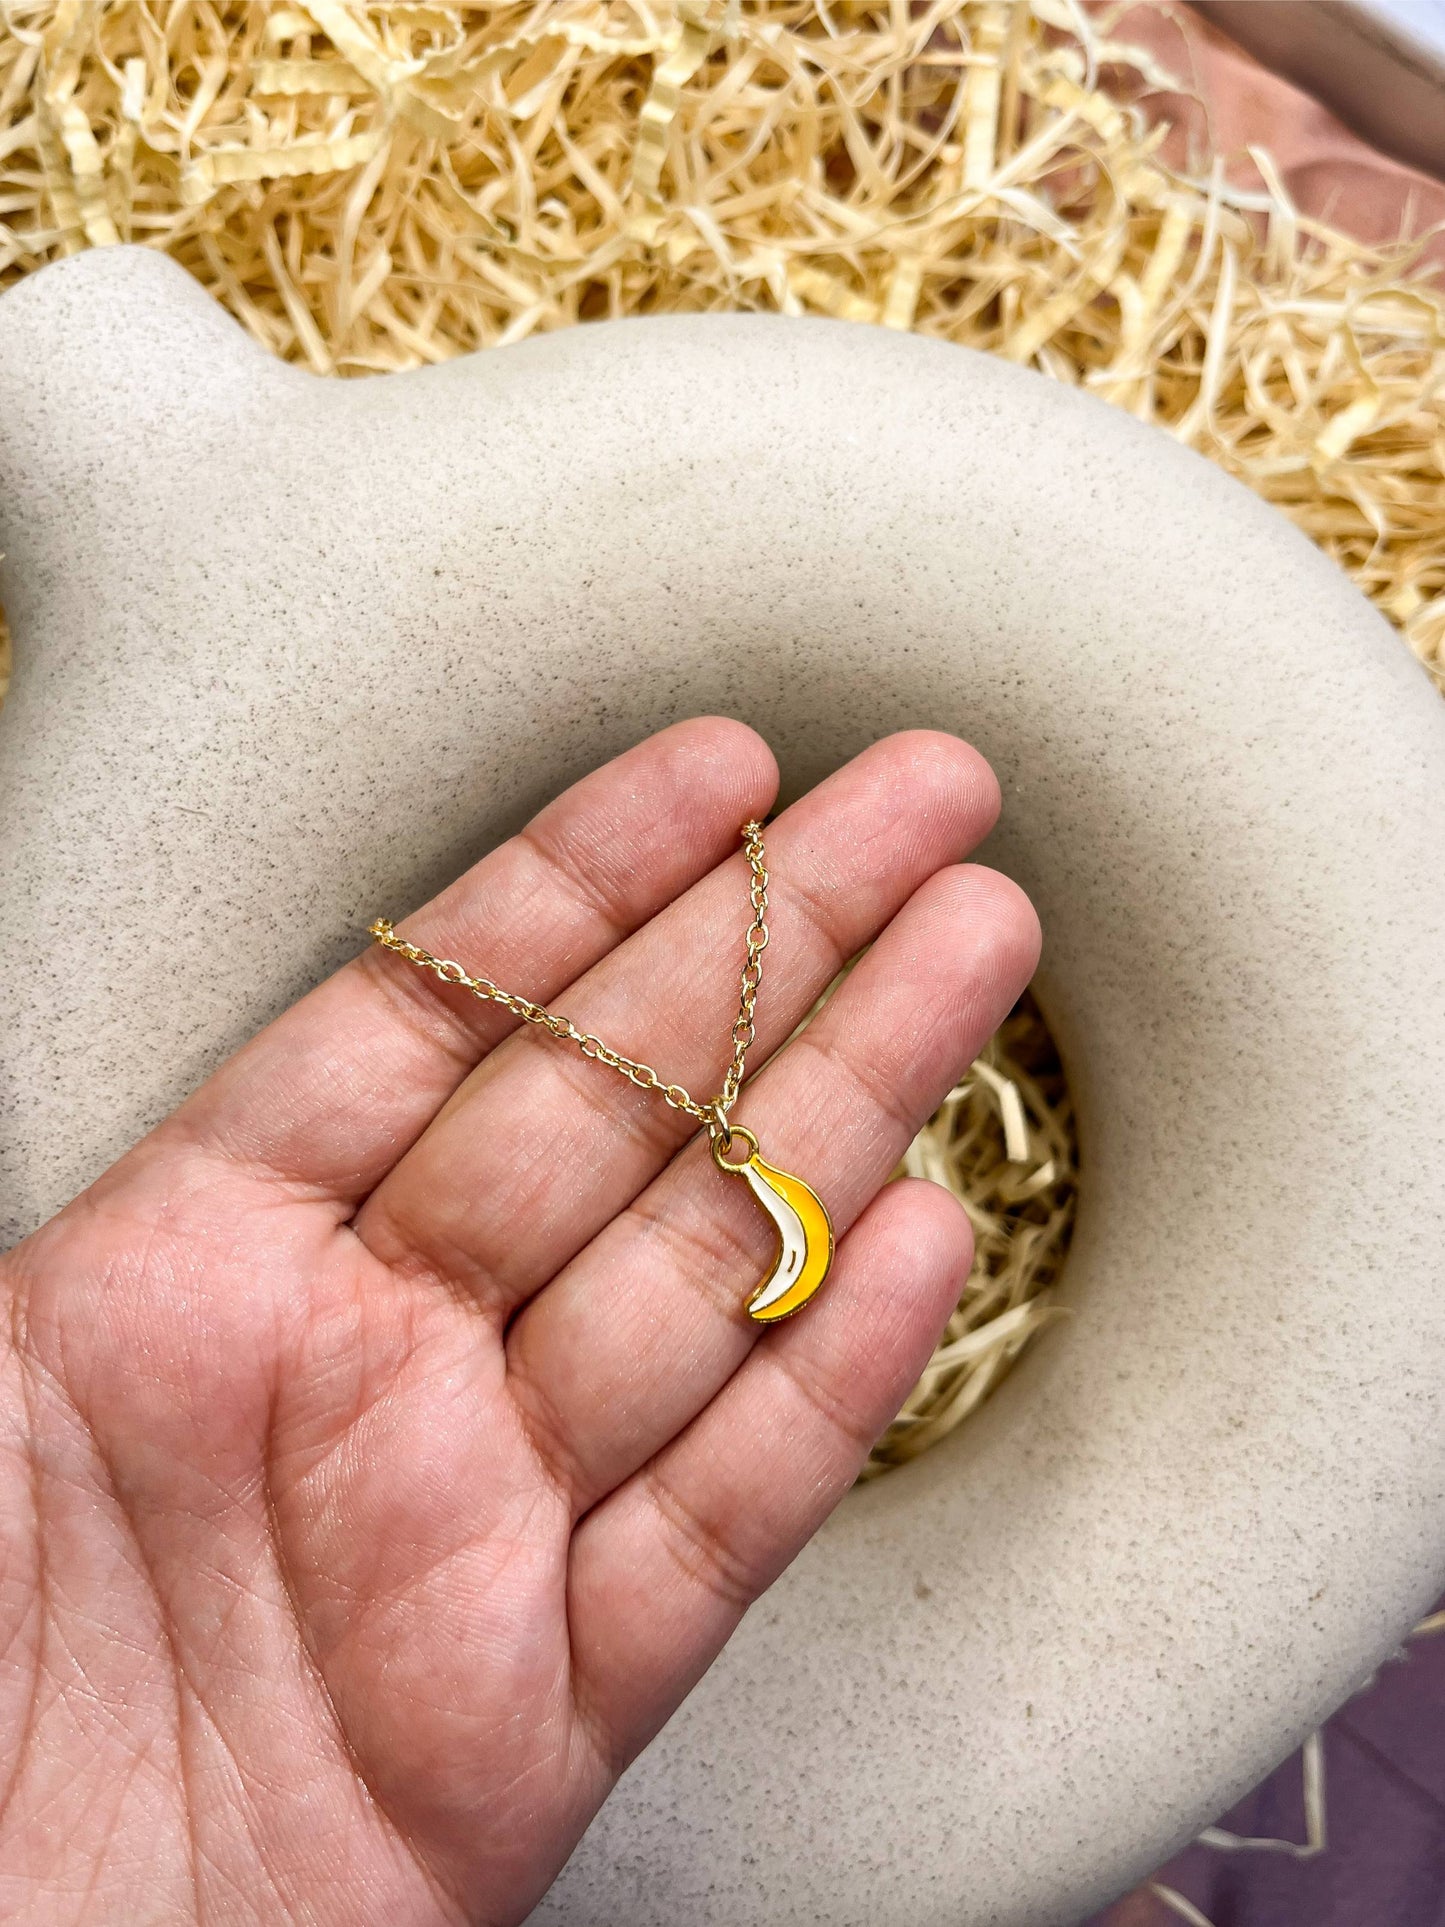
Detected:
left=0, top=720, right=1039, bottom=1925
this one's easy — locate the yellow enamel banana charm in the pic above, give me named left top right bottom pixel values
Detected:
left=712, top=1125, right=834, bottom=1323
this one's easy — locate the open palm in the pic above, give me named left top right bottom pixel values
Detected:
left=0, top=720, right=1038, bottom=1925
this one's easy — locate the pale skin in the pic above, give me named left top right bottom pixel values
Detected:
left=0, top=720, right=1040, bottom=1925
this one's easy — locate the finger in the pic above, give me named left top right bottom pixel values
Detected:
left=504, top=861, right=1039, bottom=1512
left=566, top=1177, right=972, bottom=1768
left=354, top=732, right=1002, bottom=1314
left=167, top=718, right=778, bottom=1200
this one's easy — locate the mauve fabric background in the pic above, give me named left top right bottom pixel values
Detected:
left=1092, top=4, right=1445, bottom=280
left=1078, top=12, right=1445, bottom=1922
left=1087, top=1603, right=1445, bottom=1924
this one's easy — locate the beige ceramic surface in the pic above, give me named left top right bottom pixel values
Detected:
left=3, top=246, right=1445, bottom=1925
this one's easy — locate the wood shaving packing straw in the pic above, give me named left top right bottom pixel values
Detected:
left=1, top=2, right=1443, bottom=1499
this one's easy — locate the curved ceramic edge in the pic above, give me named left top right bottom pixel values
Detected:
left=3, top=247, right=1445, bottom=1925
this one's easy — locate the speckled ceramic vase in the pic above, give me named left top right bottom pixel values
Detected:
left=3, top=246, right=1444, bottom=1926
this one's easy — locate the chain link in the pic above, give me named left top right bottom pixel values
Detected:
left=368, top=820, right=770, bottom=1137
left=716, top=818, right=768, bottom=1115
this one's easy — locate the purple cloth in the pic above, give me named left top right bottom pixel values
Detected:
left=1087, top=1609, right=1445, bottom=1926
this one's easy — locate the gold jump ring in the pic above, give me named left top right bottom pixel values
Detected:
left=711, top=1122, right=759, bottom=1172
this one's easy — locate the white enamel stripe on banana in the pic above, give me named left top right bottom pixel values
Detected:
left=735, top=1150, right=835, bottom=1323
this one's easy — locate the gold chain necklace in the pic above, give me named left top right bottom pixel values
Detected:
left=368, top=821, right=834, bottom=1323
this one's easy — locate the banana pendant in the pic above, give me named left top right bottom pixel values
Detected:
left=711, top=1125, right=834, bottom=1323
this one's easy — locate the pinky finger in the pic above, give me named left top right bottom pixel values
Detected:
left=565, top=1177, right=973, bottom=1771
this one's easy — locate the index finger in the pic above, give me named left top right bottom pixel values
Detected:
left=165, top=718, right=779, bottom=1201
